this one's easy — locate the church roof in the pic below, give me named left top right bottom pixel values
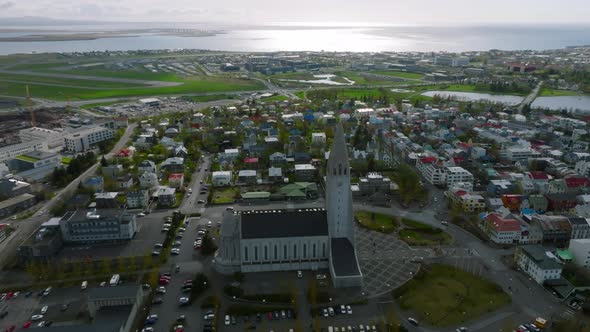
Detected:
left=330, top=238, right=361, bottom=277
left=241, top=209, right=328, bottom=239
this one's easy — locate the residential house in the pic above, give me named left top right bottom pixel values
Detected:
left=168, top=173, right=185, bottom=189
left=160, top=157, right=184, bottom=173
left=126, top=190, right=149, bottom=209
left=311, top=133, right=326, bottom=146
left=480, top=211, right=522, bottom=244
left=487, top=179, right=516, bottom=197
left=568, top=217, right=590, bottom=240
left=154, top=187, right=176, bottom=207
left=444, top=166, right=474, bottom=188
left=515, top=245, right=563, bottom=284
left=83, top=176, right=104, bottom=193
left=268, top=167, right=283, bottom=183
left=116, top=175, right=134, bottom=189
left=358, top=173, right=391, bottom=195
left=94, top=192, right=120, bottom=209
left=102, top=164, right=123, bottom=179
left=529, top=215, right=572, bottom=246
left=244, top=157, right=259, bottom=170
left=174, top=145, right=188, bottom=158
left=139, top=172, right=159, bottom=189
left=137, top=160, right=157, bottom=174
left=294, top=164, right=316, bottom=181
left=269, top=152, right=287, bottom=166
left=238, top=170, right=257, bottom=185
left=212, top=171, right=232, bottom=187
left=545, top=193, right=578, bottom=211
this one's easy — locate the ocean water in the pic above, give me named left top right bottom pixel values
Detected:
left=0, top=24, right=589, bottom=55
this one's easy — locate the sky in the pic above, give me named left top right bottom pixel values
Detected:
left=0, top=0, right=589, bottom=26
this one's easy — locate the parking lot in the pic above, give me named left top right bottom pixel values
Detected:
left=57, top=210, right=173, bottom=260
left=0, top=286, right=89, bottom=330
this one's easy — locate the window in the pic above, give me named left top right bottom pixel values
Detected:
left=244, top=247, right=249, bottom=261
left=254, top=246, right=258, bottom=261
left=313, top=243, right=316, bottom=258
left=284, top=245, right=287, bottom=259
left=293, top=244, right=297, bottom=259
left=303, top=244, right=307, bottom=259
left=274, top=246, right=278, bottom=260
left=322, top=243, right=326, bottom=257
left=264, top=246, right=268, bottom=260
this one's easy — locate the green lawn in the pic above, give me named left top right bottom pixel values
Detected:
left=61, top=157, right=72, bottom=164
left=0, top=76, right=264, bottom=100
left=373, top=70, right=424, bottom=80
left=334, top=71, right=393, bottom=85
left=393, top=264, right=511, bottom=327
left=0, top=73, right=141, bottom=89
left=540, top=88, right=581, bottom=96
left=355, top=211, right=398, bottom=233
left=211, top=187, right=240, bottom=205
left=399, top=218, right=452, bottom=246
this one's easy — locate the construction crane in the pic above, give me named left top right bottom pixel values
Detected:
left=25, top=85, right=36, bottom=127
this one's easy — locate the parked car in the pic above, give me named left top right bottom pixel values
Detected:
left=31, top=315, right=43, bottom=321
left=408, top=317, right=419, bottom=326
left=178, top=297, right=189, bottom=306
left=225, top=315, right=231, bottom=325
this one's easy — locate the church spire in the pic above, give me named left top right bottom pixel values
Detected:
left=328, top=122, right=349, bottom=174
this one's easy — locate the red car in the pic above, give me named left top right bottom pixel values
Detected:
left=5, top=325, right=16, bottom=332
left=5, top=292, right=13, bottom=300
left=22, top=321, right=32, bottom=328
left=158, top=279, right=170, bottom=286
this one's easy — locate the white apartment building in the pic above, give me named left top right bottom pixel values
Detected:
left=212, top=171, right=232, bottom=187
left=505, top=147, right=535, bottom=162
left=18, top=127, right=65, bottom=150
left=444, top=166, right=474, bottom=188
left=64, top=126, right=115, bottom=153
left=0, top=140, right=48, bottom=163
left=515, top=245, right=563, bottom=284
left=569, top=239, right=590, bottom=268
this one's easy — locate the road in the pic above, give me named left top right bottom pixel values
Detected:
left=0, top=123, right=137, bottom=270
left=518, top=81, right=543, bottom=114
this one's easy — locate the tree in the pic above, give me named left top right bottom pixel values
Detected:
left=201, top=234, right=218, bottom=256
left=100, top=156, right=108, bottom=167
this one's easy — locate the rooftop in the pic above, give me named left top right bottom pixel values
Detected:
left=240, top=209, right=328, bottom=239
left=331, top=238, right=362, bottom=277
left=0, top=193, right=35, bottom=210
left=520, top=245, right=563, bottom=270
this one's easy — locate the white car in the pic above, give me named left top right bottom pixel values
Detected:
left=225, top=315, right=231, bottom=325
left=41, top=305, right=48, bottom=314
left=171, top=248, right=181, bottom=255
left=31, top=314, right=44, bottom=321
left=156, top=286, right=166, bottom=294
left=346, top=305, right=352, bottom=315
left=137, top=213, right=145, bottom=217
left=37, top=321, right=46, bottom=327
left=297, top=270, right=303, bottom=278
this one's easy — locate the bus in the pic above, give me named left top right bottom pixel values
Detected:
left=109, top=274, right=120, bottom=286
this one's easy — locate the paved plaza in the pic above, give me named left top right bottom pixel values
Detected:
left=355, top=226, right=434, bottom=297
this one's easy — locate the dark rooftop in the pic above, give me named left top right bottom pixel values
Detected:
left=241, top=209, right=328, bottom=239
left=41, top=305, right=133, bottom=332
left=330, top=238, right=361, bottom=277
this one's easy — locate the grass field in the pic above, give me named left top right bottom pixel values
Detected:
left=211, top=187, right=240, bottom=204
left=0, top=76, right=264, bottom=100
left=373, top=70, right=424, bottom=80
left=540, top=87, right=581, bottom=96
left=334, top=71, right=394, bottom=85
left=0, top=72, right=141, bottom=88
left=393, top=264, right=511, bottom=327
left=399, top=218, right=452, bottom=246
left=355, top=211, right=399, bottom=233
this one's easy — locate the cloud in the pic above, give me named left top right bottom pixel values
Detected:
left=0, top=1, right=15, bottom=10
